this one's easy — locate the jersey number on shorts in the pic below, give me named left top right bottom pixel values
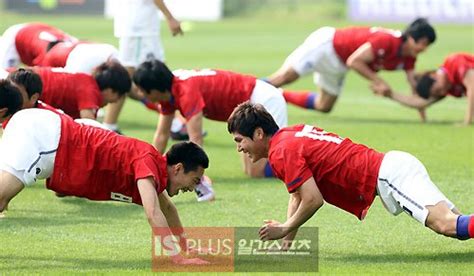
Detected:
left=295, top=125, right=343, bottom=144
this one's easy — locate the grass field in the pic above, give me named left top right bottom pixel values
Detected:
left=0, top=3, right=473, bottom=274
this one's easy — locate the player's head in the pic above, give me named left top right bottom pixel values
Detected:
left=402, top=18, right=436, bottom=57
left=227, top=102, right=279, bottom=162
left=133, top=59, right=174, bottom=103
left=93, top=60, right=132, bottom=104
left=0, top=79, right=23, bottom=122
left=7, top=68, right=42, bottom=109
left=165, top=141, right=209, bottom=197
left=415, top=70, right=446, bottom=99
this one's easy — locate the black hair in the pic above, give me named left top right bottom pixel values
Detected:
left=227, top=101, right=279, bottom=139
left=0, top=79, right=23, bottom=118
left=403, top=18, right=436, bottom=44
left=133, top=59, right=173, bottom=94
left=93, top=60, right=132, bottom=96
left=416, top=72, right=436, bottom=99
left=7, top=68, right=43, bottom=98
left=166, top=141, right=209, bottom=173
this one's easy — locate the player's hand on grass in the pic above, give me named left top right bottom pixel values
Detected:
left=259, top=220, right=287, bottom=241
left=172, top=255, right=209, bottom=265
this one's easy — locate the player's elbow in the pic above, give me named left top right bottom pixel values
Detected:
left=306, top=195, right=324, bottom=211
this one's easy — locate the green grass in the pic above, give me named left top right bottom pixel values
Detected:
left=0, top=4, right=473, bottom=274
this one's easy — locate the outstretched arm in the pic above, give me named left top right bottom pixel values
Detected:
left=153, top=113, right=174, bottom=153
left=137, top=177, right=208, bottom=265
left=153, top=0, right=183, bottom=36
left=462, top=69, right=474, bottom=125
left=406, top=70, right=427, bottom=122
left=346, top=42, right=391, bottom=93
left=186, top=112, right=204, bottom=147
left=259, top=177, right=323, bottom=241
left=0, top=171, right=24, bottom=212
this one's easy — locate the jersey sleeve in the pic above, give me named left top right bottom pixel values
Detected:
left=133, top=154, right=162, bottom=192
left=269, top=143, right=313, bottom=193
left=367, top=33, right=394, bottom=58
left=76, top=75, right=101, bottom=113
left=159, top=101, right=176, bottom=115
left=176, top=87, right=205, bottom=120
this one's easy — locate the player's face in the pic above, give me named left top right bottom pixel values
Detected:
left=136, top=86, right=169, bottom=103
left=407, top=37, right=430, bottom=57
left=430, top=72, right=448, bottom=97
left=167, top=164, right=204, bottom=197
left=232, top=130, right=266, bottom=163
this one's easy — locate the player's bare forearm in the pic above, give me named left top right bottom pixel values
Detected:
left=187, top=112, right=204, bottom=147
left=282, top=194, right=301, bottom=248
left=154, top=114, right=173, bottom=153
left=463, top=88, right=474, bottom=125
left=389, top=92, right=434, bottom=109
left=282, top=178, right=323, bottom=233
left=158, top=192, right=184, bottom=232
left=138, top=178, right=169, bottom=228
left=462, top=70, right=474, bottom=125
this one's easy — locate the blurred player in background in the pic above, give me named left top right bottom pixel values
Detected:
left=267, top=18, right=436, bottom=120
left=6, top=61, right=131, bottom=120
left=0, top=103, right=210, bottom=265
left=133, top=60, right=287, bottom=180
left=228, top=102, right=474, bottom=244
left=102, top=0, right=183, bottom=133
left=0, top=22, right=77, bottom=68
left=374, top=53, right=474, bottom=125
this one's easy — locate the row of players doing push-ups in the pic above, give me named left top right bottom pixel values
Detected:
left=0, top=18, right=472, bottom=261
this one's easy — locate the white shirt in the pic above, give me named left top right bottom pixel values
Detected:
left=0, top=68, right=8, bottom=79
left=113, top=0, right=162, bottom=37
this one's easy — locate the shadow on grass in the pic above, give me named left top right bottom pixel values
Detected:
left=0, top=254, right=151, bottom=271
left=1, top=197, right=143, bottom=228
left=325, top=251, right=474, bottom=263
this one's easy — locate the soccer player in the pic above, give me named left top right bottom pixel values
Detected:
left=7, top=60, right=131, bottom=119
left=0, top=102, right=210, bottom=264
left=102, top=0, right=183, bottom=133
left=267, top=18, right=435, bottom=117
left=133, top=59, right=288, bottom=180
left=227, top=102, right=474, bottom=243
left=374, top=53, right=474, bottom=125
left=0, top=22, right=77, bottom=69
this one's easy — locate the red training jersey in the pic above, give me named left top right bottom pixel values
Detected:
left=268, top=124, right=385, bottom=220
left=15, top=23, right=76, bottom=66
left=333, top=27, right=415, bottom=72
left=35, top=67, right=103, bottom=119
left=441, top=53, right=474, bottom=98
left=47, top=115, right=167, bottom=205
left=40, top=41, right=82, bottom=68
left=159, top=69, right=257, bottom=121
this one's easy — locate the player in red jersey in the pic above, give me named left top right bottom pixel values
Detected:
left=374, top=53, right=474, bottom=125
left=0, top=22, right=77, bottom=69
left=0, top=106, right=210, bottom=264
left=227, top=102, right=474, bottom=243
left=267, top=18, right=435, bottom=118
left=7, top=60, right=131, bottom=119
left=133, top=59, right=288, bottom=180
left=40, top=40, right=119, bottom=75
